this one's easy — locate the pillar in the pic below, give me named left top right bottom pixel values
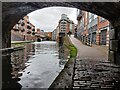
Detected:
left=96, top=31, right=100, bottom=45
left=106, top=27, right=110, bottom=46
left=2, top=23, right=11, bottom=48
left=108, top=23, right=120, bottom=64
left=96, top=16, right=100, bottom=45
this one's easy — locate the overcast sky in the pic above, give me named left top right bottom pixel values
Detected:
left=27, top=7, right=77, bottom=32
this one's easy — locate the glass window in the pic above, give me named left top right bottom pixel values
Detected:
left=94, top=15, right=97, bottom=19
left=21, top=22, right=25, bottom=26
left=27, top=25, right=31, bottom=29
left=89, top=12, right=92, bottom=19
left=89, top=18, right=92, bottom=23
left=100, top=17, right=105, bottom=22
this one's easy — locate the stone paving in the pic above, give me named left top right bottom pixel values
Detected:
left=69, top=35, right=120, bottom=90
left=72, top=59, right=120, bottom=90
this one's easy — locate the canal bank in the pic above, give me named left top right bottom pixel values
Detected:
left=49, top=35, right=77, bottom=89
left=11, top=41, right=34, bottom=47
left=1, top=41, right=34, bottom=53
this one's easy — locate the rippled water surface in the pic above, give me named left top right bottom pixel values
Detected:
left=2, top=41, right=68, bottom=89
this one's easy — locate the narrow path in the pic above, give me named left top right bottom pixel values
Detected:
left=69, top=35, right=120, bottom=90
left=69, top=35, right=108, bottom=61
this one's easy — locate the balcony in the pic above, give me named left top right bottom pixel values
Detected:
left=21, top=29, right=25, bottom=32
left=32, top=32, right=35, bottom=35
left=21, top=22, right=25, bottom=26
left=27, top=30, right=31, bottom=34
left=32, top=29, right=35, bottom=31
left=27, top=25, right=31, bottom=29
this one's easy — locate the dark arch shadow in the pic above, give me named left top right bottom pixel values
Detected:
left=37, top=38, right=41, bottom=42
left=2, top=54, right=22, bottom=90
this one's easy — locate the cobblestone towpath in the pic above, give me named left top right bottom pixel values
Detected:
left=70, top=35, right=120, bottom=90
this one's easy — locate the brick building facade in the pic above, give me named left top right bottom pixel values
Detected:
left=11, top=16, right=36, bottom=41
left=76, top=10, right=110, bottom=46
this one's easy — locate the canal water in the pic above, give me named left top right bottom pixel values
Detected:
left=2, top=41, right=68, bottom=89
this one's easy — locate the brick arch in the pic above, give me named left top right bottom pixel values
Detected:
left=2, top=2, right=120, bottom=63
left=3, top=2, right=120, bottom=29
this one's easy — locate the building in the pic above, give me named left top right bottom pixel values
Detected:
left=58, top=14, right=75, bottom=36
left=52, top=14, right=75, bottom=44
left=11, top=15, right=35, bottom=41
left=51, top=14, right=75, bottom=43
left=59, top=14, right=68, bottom=36
left=97, top=16, right=110, bottom=46
left=56, top=25, right=60, bottom=42
left=76, top=9, right=110, bottom=46
left=35, top=28, right=46, bottom=41
left=52, top=29, right=57, bottom=41
left=47, top=32, right=52, bottom=40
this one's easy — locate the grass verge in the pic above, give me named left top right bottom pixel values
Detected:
left=11, top=41, right=34, bottom=47
left=63, top=35, right=77, bottom=58
left=11, top=43, right=25, bottom=47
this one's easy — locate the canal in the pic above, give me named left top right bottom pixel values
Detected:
left=2, top=41, right=68, bottom=89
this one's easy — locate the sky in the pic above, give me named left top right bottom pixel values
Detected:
left=27, top=7, right=77, bottom=32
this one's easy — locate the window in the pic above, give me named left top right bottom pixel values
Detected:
left=32, top=32, right=35, bottom=35
left=21, top=29, right=25, bottom=32
left=100, top=17, right=105, bottom=22
left=89, top=13, right=92, bottom=19
left=89, top=17, right=92, bottom=23
left=94, top=15, right=97, bottom=19
left=32, top=29, right=35, bottom=31
left=27, top=30, right=31, bottom=34
left=27, top=25, right=31, bottom=29
left=21, top=22, right=25, bottom=26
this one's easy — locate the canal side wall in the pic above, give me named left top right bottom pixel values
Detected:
left=1, top=46, right=25, bottom=54
left=1, top=41, right=34, bottom=53
left=49, top=57, right=76, bottom=89
left=49, top=35, right=77, bottom=89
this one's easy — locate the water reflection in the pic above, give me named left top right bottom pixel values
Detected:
left=2, top=54, right=22, bottom=90
left=11, top=44, right=35, bottom=78
left=59, top=46, right=65, bottom=60
left=58, top=46, right=67, bottom=67
left=2, top=41, right=68, bottom=89
left=2, top=43, right=35, bottom=89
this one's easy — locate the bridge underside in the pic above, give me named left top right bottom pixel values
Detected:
left=2, top=2, right=120, bottom=64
